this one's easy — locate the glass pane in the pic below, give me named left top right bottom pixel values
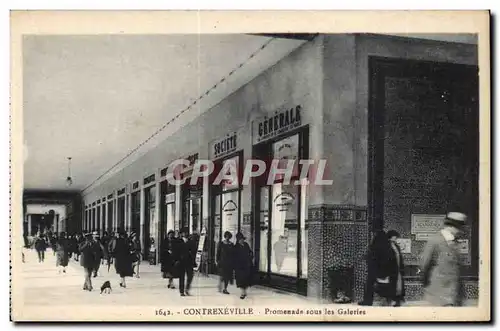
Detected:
left=221, top=191, right=239, bottom=238
left=259, top=211, right=269, bottom=272
left=221, top=156, right=240, bottom=191
left=190, top=198, right=201, bottom=233
left=213, top=194, right=221, bottom=244
left=182, top=200, right=189, bottom=230
left=272, top=134, right=300, bottom=181
left=166, top=203, right=175, bottom=234
left=270, top=183, right=298, bottom=277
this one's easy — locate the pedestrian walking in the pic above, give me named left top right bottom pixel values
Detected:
left=55, top=232, right=71, bottom=274
left=109, top=230, right=134, bottom=288
left=359, top=229, right=389, bottom=306
left=172, top=227, right=196, bottom=297
left=129, top=232, right=142, bottom=278
left=420, top=212, right=467, bottom=306
left=216, top=231, right=234, bottom=294
left=160, top=230, right=177, bottom=289
left=92, top=232, right=107, bottom=277
left=78, top=233, right=101, bottom=291
left=234, top=232, right=253, bottom=300
left=34, top=233, right=48, bottom=263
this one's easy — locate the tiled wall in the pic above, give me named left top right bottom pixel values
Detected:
left=308, top=204, right=368, bottom=302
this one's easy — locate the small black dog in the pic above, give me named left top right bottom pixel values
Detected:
left=100, top=281, right=112, bottom=294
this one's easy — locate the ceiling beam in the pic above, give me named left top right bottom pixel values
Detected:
left=250, top=33, right=318, bottom=41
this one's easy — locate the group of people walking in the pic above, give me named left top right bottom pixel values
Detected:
left=159, top=228, right=254, bottom=299
left=360, top=211, right=468, bottom=307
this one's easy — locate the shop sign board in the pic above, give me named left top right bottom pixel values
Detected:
left=165, top=193, right=175, bottom=204
left=396, top=238, right=412, bottom=254
left=411, top=214, right=446, bottom=234
left=210, top=131, right=240, bottom=160
left=253, top=105, right=303, bottom=144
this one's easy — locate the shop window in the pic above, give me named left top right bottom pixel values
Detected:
left=255, top=129, right=308, bottom=284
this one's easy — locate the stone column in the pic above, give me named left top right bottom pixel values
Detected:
left=100, top=204, right=105, bottom=236
left=139, top=188, right=146, bottom=255
left=127, top=194, right=132, bottom=233
left=175, top=183, right=181, bottom=231
left=154, top=180, right=161, bottom=263
left=113, top=199, right=118, bottom=232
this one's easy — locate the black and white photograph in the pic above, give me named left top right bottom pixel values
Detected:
left=9, top=10, right=490, bottom=322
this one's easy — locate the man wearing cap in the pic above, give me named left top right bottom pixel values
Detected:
left=420, top=212, right=467, bottom=306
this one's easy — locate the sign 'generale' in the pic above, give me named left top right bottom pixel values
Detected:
left=253, top=105, right=303, bottom=144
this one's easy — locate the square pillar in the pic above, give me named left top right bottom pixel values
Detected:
left=27, top=214, right=32, bottom=236
left=307, top=35, right=369, bottom=302
left=126, top=194, right=132, bottom=233
left=100, top=204, right=105, bottom=236
left=139, top=188, right=145, bottom=253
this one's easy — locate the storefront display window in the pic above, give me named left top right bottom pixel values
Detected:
left=254, top=128, right=308, bottom=289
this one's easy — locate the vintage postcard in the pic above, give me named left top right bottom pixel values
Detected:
left=10, top=10, right=491, bottom=322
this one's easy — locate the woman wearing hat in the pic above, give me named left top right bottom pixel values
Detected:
left=216, top=231, right=235, bottom=294
left=420, top=212, right=467, bottom=306
left=160, top=230, right=178, bottom=289
left=111, top=230, right=134, bottom=288
left=55, top=232, right=71, bottom=274
left=382, top=230, right=405, bottom=306
left=233, top=232, right=253, bottom=299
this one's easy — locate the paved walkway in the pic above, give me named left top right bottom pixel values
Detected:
left=21, top=248, right=312, bottom=307
left=20, top=248, right=478, bottom=309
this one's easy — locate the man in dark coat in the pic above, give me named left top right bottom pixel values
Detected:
left=172, top=228, right=196, bottom=296
left=420, top=212, right=467, bottom=306
left=78, top=233, right=101, bottom=291
left=34, top=233, right=48, bottom=263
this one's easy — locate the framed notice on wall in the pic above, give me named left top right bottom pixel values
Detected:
left=411, top=214, right=446, bottom=234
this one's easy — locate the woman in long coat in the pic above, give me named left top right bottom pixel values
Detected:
left=110, top=231, right=134, bottom=288
left=384, top=230, right=406, bottom=306
left=161, top=230, right=177, bottom=289
left=216, top=231, right=234, bottom=294
left=233, top=232, right=253, bottom=299
left=56, top=232, right=71, bottom=273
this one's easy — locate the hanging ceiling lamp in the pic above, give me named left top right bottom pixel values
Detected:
left=66, top=157, right=73, bottom=186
